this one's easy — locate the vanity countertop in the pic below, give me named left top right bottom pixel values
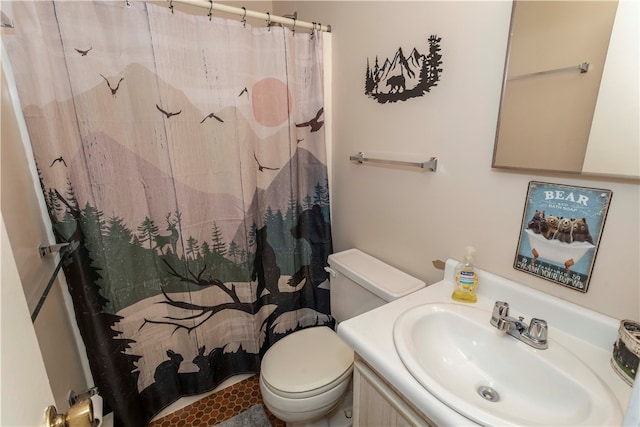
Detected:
left=337, top=259, right=633, bottom=425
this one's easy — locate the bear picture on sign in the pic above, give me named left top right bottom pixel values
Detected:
left=514, top=181, right=612, bottom=292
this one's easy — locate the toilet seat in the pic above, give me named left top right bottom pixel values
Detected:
left=261, top=326, right=354, bottom=399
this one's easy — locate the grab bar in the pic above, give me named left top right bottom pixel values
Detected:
left=508, top=62, right=589, bottom=81
left=349, top=152, right=438, bottom=172
left=32, top=242, right=72, bottom=322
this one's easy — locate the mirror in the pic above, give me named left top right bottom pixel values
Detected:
left=493, top=0, right=639, bottom=179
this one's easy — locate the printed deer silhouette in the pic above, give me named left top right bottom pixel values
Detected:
left=153, top=213, right=180, bottom=255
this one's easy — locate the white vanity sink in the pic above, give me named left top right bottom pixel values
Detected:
left=393, top=303, right=621, bottom=426
left=337, top=259, right=631, bottom=426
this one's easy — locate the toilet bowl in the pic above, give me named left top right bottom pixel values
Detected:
left=259, top=249, right=425, bottom=426
left=260, top=326, right=353, bottom=424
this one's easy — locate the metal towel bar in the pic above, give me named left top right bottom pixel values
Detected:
left=508, top=62, right=590, bottom=81
left=349, top=152, right=438, bottom=172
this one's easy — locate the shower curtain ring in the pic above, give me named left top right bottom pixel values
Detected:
left=311, top=22, right=316, bottom=39
left=266, top=12, right=271, bottom=30
left=208, top=0, right=213, bottom=21
left=241, top=7, right=247, bottom=27
left=169, top=0, right=174, bottom=14
left=292, top=17, right=296, bottom=35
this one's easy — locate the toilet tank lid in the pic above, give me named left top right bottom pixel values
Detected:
left=327, top=249, right=425, bottom=302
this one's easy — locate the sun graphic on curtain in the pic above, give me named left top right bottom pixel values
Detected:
left=252, top=77, right=291, bottom=127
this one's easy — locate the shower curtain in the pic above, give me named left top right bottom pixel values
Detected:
left=4, top=2, right=332, bottom=425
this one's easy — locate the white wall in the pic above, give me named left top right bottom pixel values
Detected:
left=584, top=0, right=640, bottom=177
left=1, top=213, right=55, bottom=426
left=1, top=50, right=91, bottom=411
left=276, top=1, right=640, bottom=320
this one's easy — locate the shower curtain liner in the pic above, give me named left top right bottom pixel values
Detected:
left=4, top=2, right=333, bottom=425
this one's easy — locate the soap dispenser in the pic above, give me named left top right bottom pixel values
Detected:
left=451, top=246, right=479, bottom=303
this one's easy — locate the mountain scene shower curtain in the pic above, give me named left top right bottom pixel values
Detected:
left=4, top=2, right=332, bottom=425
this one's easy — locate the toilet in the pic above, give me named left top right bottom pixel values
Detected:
left=259, top=248, right=426, bottom=426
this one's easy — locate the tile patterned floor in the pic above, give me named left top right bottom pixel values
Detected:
left=148, top=375, right=285, bottom=427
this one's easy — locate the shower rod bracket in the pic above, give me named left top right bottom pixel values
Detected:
left=39, top=243, right=70, bottom=257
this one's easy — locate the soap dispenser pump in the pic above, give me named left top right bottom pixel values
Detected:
left=451, top=246, right=479, bottom=303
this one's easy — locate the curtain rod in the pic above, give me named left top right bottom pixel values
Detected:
left=152, top=0, right=331, bottom=32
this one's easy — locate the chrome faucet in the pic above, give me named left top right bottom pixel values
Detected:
left=490, top=301, right=548, bottom=350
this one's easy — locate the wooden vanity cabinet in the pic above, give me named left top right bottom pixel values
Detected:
left=353, top=355, right=435, bottom=427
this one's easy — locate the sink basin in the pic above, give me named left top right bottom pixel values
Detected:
left=393, top=303, right=621, bottom=426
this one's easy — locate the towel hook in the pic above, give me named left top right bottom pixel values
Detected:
left=207, top=0, right=213, bottom=21
left=241, top=7, right=247, bottom=27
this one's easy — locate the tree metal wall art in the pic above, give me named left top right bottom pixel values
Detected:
left=365, top=35, right=443, bottom=104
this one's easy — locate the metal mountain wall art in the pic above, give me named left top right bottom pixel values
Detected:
left=365, top=35, right=443, bottom=104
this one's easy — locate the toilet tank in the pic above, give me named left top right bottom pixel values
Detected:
left=327, top=249, right=426, bottom=323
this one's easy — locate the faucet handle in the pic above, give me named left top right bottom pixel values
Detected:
left=491, top=301, right=509, bottom=318
left=490, top=301, right=510, bottom=329
left=525, top=318, right=548, bottom=346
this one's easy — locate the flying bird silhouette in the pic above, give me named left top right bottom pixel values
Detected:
left=75, top=47, right=92, bottom=56
left=49, top=156, right=67, bottom=167
left=156, top=104, right=182, bottom=118
left=238, top=87, right=248, bottom=98
left=295, top=107, right=324, bottom=132
left=99, top=74, right=124, bottom=95
left=200, top=112, right=224, bottom=124
left=254, top=152, right=279, bottom=172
